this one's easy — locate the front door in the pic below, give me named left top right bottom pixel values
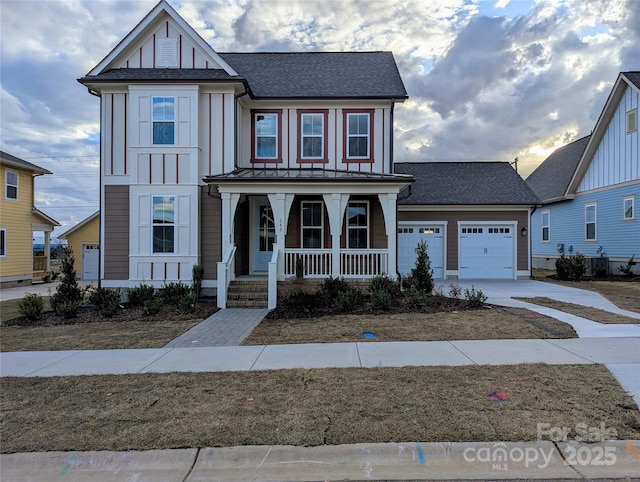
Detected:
left=252, top=199, right=275, bottom=272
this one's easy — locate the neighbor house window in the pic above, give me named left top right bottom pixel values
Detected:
left=627, top=108, right=637, bottom=134
left=298, top=110, right=328, bottom=162
left=624, top=196, right=635, bottom=220
left=585, top=203, right=597, bottom=241
left=252, top=110, right=282, bottom=162
left=152, top=97, right=175, bottom=145
left=343, top=110, right=374, bottom=162
left=152, top=195, right=175, bottom=253
left=0, top=228, right=6, bottom=257
left=5, top=171, right=17, bottom=200
left=347, top=201, right=369, bottom=249
left=301, top=201, right=324, bottom=248
left=541, top=211, right=550, bottom=242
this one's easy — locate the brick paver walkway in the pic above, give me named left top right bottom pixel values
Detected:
left=164, top=308, right=269, bottom=348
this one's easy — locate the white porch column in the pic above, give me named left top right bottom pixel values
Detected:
left=378, top=193, right=398, bottom=278
left=220, top=192, right=240, bottom=255
left=267, top=193, right=294, bottom=279
left=44, top=231, right=51, bottom=272
left=323, top=193, right=350, bottom=277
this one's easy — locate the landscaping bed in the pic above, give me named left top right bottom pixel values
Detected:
left=2, top=364, right=638, bottom=453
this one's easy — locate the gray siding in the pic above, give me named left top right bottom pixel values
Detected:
left=104, top=185, right=129, bottom=279
left=200, top=186, right=221, bottom=280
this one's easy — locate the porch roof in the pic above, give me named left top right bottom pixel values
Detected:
left=204, top=168, right=414, bottom=185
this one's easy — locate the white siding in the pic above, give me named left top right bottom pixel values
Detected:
left=579, top=85, right=640, bottom=192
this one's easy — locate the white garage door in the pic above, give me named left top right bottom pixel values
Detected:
left=459, top=225, right=514, bottom=279
left=398, top=225, right=444, bottom=278
left=82, top=244, right=99, bottom=281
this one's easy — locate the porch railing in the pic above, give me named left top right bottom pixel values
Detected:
left=284, top=249, right=332, bottom=278
left=284, top=248, right=387, bottom=278
left=216, top=245, right=237, bottom=309
left=33, top=256, right=48, bottom=272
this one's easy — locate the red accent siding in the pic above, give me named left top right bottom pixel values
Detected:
left=153, top=34, right=156, bottom=68
left=208, top=94, right=212, bottom=175
left=179, top=35, right=182, bottom=68
left=110, top=94, right=114, bottom=175
left=124, top=94, right=127, bottom=174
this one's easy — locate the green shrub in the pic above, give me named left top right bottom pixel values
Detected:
left=369, top=275, right=401, bottom=298
left=448, top=284, right=462, bottom=299
left=192, top=264, right=204, bottom=300
left=280, top=290, right=319, bottom=318
left=464, top=285, right=487, bottom=308
left=158, top=281, right=191, bottom=305
left=142, top=297, right=164, bottom=316
left=336, top=288, right=363, bottom=312
left=295, top=258, right=304, bottom=278
left=370, top=289, right=392, bottom=310
left=555, top=254, right=587, bottom=281
left=50, top=252, right=84, bottom=318
left=100, top=301, right=120, bottom=318
left=178, top=292, right=196, bottom=314
left=407, top=240, right=434, bottom=294
left=405, top=288, right=429, bottom=310
left=126, top=284, right=155, bottom=307
left=18, top=293, right=44, bottom=323
left=88, top=287, right=121, bottom=308
left=319, top=277, right=351, bottom=301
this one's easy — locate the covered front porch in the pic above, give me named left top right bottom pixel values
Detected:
left=205, top=168, right=412, bottom=309
left=32, top=208, right=60, bottom=282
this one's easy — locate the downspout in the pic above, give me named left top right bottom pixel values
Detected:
left=529, top=205, right=539, bottom=279
left=88, top=87, right=102, bottom=287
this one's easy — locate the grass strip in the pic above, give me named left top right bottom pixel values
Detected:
left=513, top=297, right=640, bottom=324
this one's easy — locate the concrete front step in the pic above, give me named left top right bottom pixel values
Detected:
left=227, top=280, right=268, bottom=308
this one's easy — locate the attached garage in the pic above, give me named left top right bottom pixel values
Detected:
left=394, top=162, right=540, bottom=280
left=82, top=244, right=100, bottom=281
left=398, top=223, right=445, bottom=278
left=458, top=224, right=515, bottom=278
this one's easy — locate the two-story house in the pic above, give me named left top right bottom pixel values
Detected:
left=527, top=72, right=640, bottom=275
left=80, top=0, right=538, bottom=308
left=0, top=151, right=59, bottom=288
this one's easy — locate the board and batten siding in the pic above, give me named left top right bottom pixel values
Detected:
left=398, top=210, right=529, bottom=272
left=103, top=185, right=130, bottom=280
left=200, top=185, right=221, bottom=280
left=531, top=182, right=640, bottom=260
left=578, top=85, right=639, bottom=192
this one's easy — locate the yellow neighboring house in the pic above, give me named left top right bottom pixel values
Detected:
left=58, top=211, right=99, bottom=281
left=0, top=150, right=59, bottom=288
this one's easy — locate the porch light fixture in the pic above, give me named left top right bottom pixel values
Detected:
left=521, top=227, right=527, bottom=237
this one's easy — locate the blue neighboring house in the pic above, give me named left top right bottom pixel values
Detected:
left=527, top=72, right=639, bottom=275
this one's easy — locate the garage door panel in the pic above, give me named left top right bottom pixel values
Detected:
left=82, top=245, right=99, bottom=280
left=398, top=225, right=444, bottom=278
left=459, top=225, right=514, bottom=279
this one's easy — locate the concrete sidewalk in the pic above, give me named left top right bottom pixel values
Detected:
left=3, top=440, right=640, bottom=481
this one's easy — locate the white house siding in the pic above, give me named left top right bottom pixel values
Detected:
left=578, top=85, right=639, bottom=192
left=198, top=90, right=236, bottom=177
left=235, top=102, right=393, bottom=174
left=531, top=182, right=640, bottom=268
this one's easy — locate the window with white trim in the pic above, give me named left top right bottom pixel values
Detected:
left=624, top=196, right=635, bottom=220
left=344, top=111, right=373, bottom=161
left=585, top=203, right=597, bottom=241
left=347, top=201, right=369, bottom=249
left=299, top=111, right=327, bottom=161
left=152, top=97, right=175, bottom=145
left=301, top=201, right=323, bottom=248
left=627, top=108, right=637, bottom=134
left=152, top=195, right=175, bottom=253
left=5, top=171, right=17, bottom=200
left=0, top=228, right=6, bottom=257
left=252, top=110, right=282, bottom=161
left=541, top=211, right=550, bottom=242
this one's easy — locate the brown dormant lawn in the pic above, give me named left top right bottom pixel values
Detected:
left=242, top=306, right=577, bottom=345
left=514, top=297, right=640, bottom=324
left=2, top=364, right=638, bottom=453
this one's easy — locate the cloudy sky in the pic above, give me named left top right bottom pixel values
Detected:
left=1, top=0, right=638, bottom=239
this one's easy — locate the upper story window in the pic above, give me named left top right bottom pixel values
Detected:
left=252, top=110, right=282, bottom=162
left=347, top=201, right=369, bottom=249
left=5, top=171, right=18, bottom=200
left=298, top=110, right=328, bottom=163
left=152, top=97, right=175, bottom=145
left=624, top=196, right=635, bottom=220
left=627, top=108, right=637, bottom=134
left=585, top=203, right=597, bottom=241
left=343, top=110, right=374, bottom=163
left=152, top=195, right=175, bottom=253
left=301, top=201, right=324, bottom=248
left=541, top=211, right=550, bottom=242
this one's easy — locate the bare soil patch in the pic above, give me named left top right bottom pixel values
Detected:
left=243, top=306, right=577, bottom=345
left=0, top=302, right=218, bottom=352
left=513, top=297, right=640, bottom=324
left=2, top=364, right=638, bottom=453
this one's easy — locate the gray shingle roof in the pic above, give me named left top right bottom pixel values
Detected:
left=0, top=150, right=52, bottom=175
left=219, top=52, right=407, bottom=99
left=79, top=68, right=235, bottom=83
left=395, top=162, right=540, bottom=205
left=525, top=136, right=590, bottom=203
left=623, top=71, right=640, bottom=90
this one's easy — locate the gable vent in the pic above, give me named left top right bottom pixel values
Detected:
left=628, top=108, right=637, bottom=134
left=157, top=37, right=178, bottom=67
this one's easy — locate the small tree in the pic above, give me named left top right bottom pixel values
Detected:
left=50, top=250, right=84, bottom=318
left=409, top=240, right=434, bottom=294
